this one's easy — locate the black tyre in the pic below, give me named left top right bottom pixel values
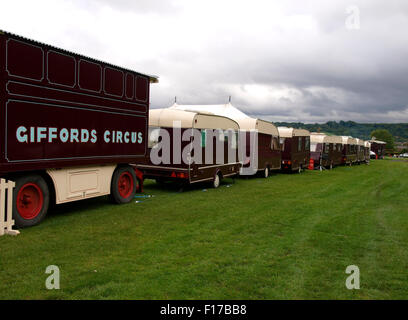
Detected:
left=12, top=174, right=50, bottom=228
left=111, top=166, right=137, bottom=204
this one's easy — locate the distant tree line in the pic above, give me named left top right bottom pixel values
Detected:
left=274, top=121, right=408, bottom=143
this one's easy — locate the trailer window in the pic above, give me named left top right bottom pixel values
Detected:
left=298, top=137, right=303, bottom=151
left=271, top=137, right=278, bottom=150
left=305, top=137, right=310, bottom=150
left=310, top=143, right=317, bottom=152
left=201, top=130, right=206, bottom=147
left=148, top=127, right=161, bottom=148
left=325, top=143, right=330, bottom=152
left=280, top=138, right=285, bottom=151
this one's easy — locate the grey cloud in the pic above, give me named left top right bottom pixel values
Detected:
left=3, top=0, right=407, bottom=123
left=148, top=0, right=408, bottom=123
left=73, top=0, right=181, bottom=14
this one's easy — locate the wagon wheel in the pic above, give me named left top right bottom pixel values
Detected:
left=110, top=165, right=137, bottom=204
left=212, top=172, right=221, bottom=188
left=264, top=166, right=269, bottom=178
left=12, top=175, right=50, bottom=228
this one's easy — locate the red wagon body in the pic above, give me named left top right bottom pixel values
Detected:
left=0, top=31, right=157, bottom=227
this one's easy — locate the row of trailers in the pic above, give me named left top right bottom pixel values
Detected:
left=135, top=104, right=372, bottom=187
left=0, top=31, right=375, bottom=229
left=310, top=134, right=371, bottom=169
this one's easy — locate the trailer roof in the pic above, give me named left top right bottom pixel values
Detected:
left=340, top=136, right=357, bottom=145
left=235, top=118, right=279, bottom=136
left=169, top=103, right=250, bottom=119
left=355, top=138, right=365, bottom=146
left=364, top=141, right=371, bottom=148
left=310, top=133, right=342, bottom=144
left=277, top=127, right=310, bottom=138
left=369, top=139, right=387, bottom=144
left=149, top=108, right=239, bottom=130
left=0, top=29, right=159, bottom=83
left=169, top=103, right=278, bottom=135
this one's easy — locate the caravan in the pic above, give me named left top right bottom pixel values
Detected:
left=170, top=103, right=281, bottom=177
left=278, top=127, right=310, bottom=172
left=310, top=133, right=343, bottom=169
left=135, top=108, right=241, bottom=188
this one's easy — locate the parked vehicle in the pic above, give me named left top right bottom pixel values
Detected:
left=364, top=141, right=371, bottom=163
left=237, top=118, right=281, bottom=177
left=356, top=139, right=366, bottom=164
left=369, top=139, right=387, bottom=159
left=278, top=127, right=310, bottom=172
left=135, top=108, right=241, bottom=188
left=341, top=136, right=358, bottom=165
left=0, top=30, right=158, bottom=227
left=169, top=103, right=281, bottom=177
left=310, top=133, right=343, bottom=169
left=0, top=30, right=386, bottom=230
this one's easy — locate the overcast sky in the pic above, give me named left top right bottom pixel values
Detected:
left=2, top=0, right=408, bottom=123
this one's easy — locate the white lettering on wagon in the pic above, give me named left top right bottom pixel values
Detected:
left=15, top=126, right=142, bottom=144
left=16, top=126, right=27, bottom=142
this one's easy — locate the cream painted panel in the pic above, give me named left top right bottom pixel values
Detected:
left=47, top=165, right=116, bottom=204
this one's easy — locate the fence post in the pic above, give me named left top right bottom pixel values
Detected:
left=0, top=179, right=5, bottom=236
left=0, top=178, right=20, bottom=236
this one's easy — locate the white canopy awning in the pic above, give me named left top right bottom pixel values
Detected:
left=169, top=103, right=278, bottom=135
left=169, top=103, right=250, bottom=120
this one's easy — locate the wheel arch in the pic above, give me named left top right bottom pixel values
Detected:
left=214, top=168, right=223, bottom=179
left=6, top=170, right=55, bottom=206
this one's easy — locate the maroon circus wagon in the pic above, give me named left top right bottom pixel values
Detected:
left=0, top=30, right=158, bottom=227
left=135, top=108, right=241, bottom=188
left=310, top=133, right=343, bottom=169
left=168, top=103, right=282, bottom=177
left=340, top=136, right=358, bottom=165
left=277, top=127, right=310, bottom=172
left=369, top=139, right=386, bottom=159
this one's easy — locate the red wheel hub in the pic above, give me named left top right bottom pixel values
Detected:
left=118, top=171, right=134, bottom=198
left=16, top=183, right=44, bottom=220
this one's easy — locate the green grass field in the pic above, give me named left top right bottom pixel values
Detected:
left=1, top=160, right=408, bottom=299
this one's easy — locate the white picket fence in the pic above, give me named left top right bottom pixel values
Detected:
left=0, top=179, right=20, bottom=236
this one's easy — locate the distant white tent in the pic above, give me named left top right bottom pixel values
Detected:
left=169, top=103, right=251, bottom=120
